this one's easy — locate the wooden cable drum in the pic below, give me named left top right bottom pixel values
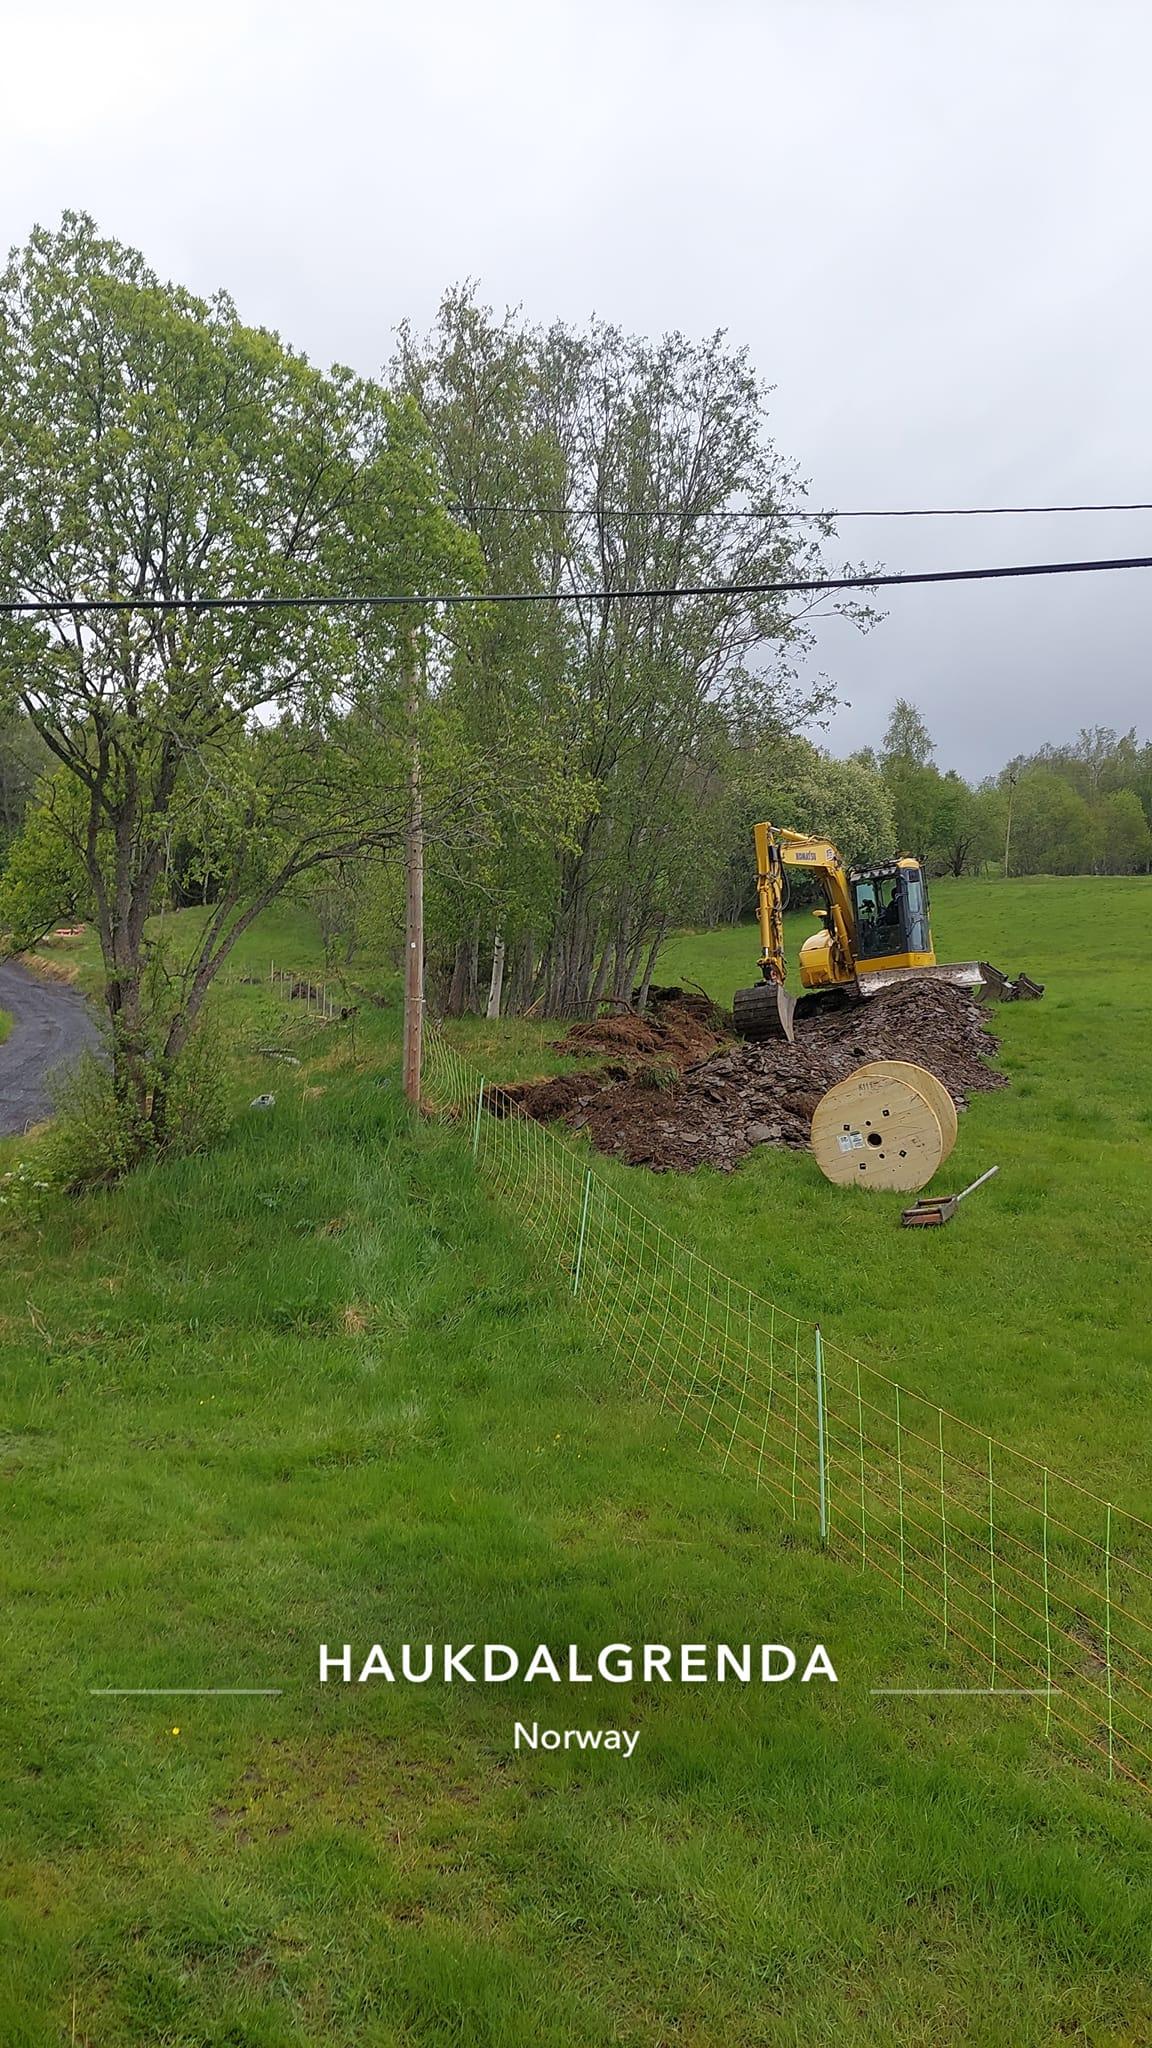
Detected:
left=853, top=1060, right=958, bottom=1166
left=810, top=1064, right=950, bottom=1192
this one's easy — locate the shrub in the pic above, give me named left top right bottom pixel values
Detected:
left=48, top=1021, right=231, bottom=1188
left=48, top=1049, right=153, bottom=1187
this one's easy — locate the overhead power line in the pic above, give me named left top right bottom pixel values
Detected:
left=454, top=498, right=1152, bottom=523
left=5, top=551, right=1152, bottom=616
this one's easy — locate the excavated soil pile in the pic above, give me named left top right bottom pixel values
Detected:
left=497, top=978, right=1005, bottom=1173
left=554, top=985, right=728, bottom=1067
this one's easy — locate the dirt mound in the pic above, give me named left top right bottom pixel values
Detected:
left=553, top=986, right=726, bottom=1069
left=501, top=978, right=1005, bottom=1173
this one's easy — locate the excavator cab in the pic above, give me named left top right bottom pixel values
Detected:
left=850, top=861, right=932, bottom=965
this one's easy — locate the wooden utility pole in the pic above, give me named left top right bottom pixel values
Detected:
left=403, top=633, right=424, bottom=1105
left=1003, top=767, right=1018, bottom=878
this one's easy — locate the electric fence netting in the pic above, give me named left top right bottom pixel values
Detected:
left=423, top=1024, right=1152, bottom=1791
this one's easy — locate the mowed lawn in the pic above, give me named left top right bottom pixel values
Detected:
left=1, top=881, right=1151, bottom=2046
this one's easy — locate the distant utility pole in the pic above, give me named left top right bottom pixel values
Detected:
left=1003, top=767, right=1019, bottom=878
left=403, top=631, right=424, bottom=1106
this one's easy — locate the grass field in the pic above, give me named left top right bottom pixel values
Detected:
left=2, top=880, right=1151, bottom=2045
left=0, top=1007, right=11, bottom=1045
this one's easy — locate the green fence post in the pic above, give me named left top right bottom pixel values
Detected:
left=1098, top=1507, right=1106, bottom=1777
left=1042, top=1468, right=1052, bottom=1735
left=815, top=1325, right=828, bottom=1545
left=895, top=1385, right=906, bottom=1606
left=472, top=1079, right=485, bottom=1160
left=988, top=1438, right=998, bottom=1689
left=572, top=1171, right=593, bottom=1297
left=856, top=1360, right=866, bottom=1571
left=791, top=1326, right=801, bottom=1522
left=938, top=1409, right=949, bottom=1644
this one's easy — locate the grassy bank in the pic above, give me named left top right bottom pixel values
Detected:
left=2, top=882, right=1151, bottom=2044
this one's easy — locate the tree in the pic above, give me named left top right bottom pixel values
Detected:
left=393, top=295, right=874, bottom=1017
left=0, top=712, right=49, bottom=863
left=0, top=770, right=90, bottom=945
left=1092, top=789, right=1152, bottom=874
left=527, top=316, right=869, bottom=1013
left=393, top=289, right=592, bottom=1016
left=881, top=698, right=935, bottom=771
left=714, top=737, right=895, bottom=921
left=878, top=699, right=944, bottom=857
left=0, top=214, right=477, bottom=1155
left=982, top=724, right=1152, bottom=874
left=539, top=323, right=803, bottom=1011
left=1007, top=771, right=1095, bottom=874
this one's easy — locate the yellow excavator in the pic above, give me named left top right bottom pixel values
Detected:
left=732, top=823, right=985, bottom=1043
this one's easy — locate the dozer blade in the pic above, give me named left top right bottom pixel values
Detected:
left=855, top=961, right=985, bottom=998
left=733, top=981, right=798, bottom=1044
left=977, top=961, right=1015, bottom=1001
left=976, top=963, right=1046, bottom=1002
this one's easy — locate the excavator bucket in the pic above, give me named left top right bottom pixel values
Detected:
left=732, top=981, right=798, bottom=1044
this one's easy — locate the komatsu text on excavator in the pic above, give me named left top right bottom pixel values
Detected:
left=732, top=823, right=985, bottom=1044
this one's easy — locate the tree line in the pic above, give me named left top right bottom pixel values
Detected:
left=853, top=700, right=1152, bottom=884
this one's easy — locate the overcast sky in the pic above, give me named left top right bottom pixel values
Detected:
left=4, top=0, right=1149, bottom=775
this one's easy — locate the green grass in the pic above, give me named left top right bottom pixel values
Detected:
left=452, top=878, right=1152, bottom=1509
left=654, top=877, right=1152, bottom=1508
left=0, top=1007, right=10, bottom=1045
left=2, top=882, right=1151, bottom=2044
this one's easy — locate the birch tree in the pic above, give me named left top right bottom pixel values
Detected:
left=398, top=291, right=872, bottom=1017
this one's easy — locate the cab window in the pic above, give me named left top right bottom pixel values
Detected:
left=902, top=871, right=929, bottom=953
left=853, top=877, right=900, bottom=956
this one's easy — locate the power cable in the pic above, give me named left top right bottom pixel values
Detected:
left=5, top=550, right=1152, bottom=615
left=453, top=499, right=1152, bottom=523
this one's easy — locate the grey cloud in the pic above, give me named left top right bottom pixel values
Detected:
left=3, top=0, right=1149, bottom=775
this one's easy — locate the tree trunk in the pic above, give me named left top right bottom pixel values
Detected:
left=542, top=896, right=600, bottom=1017
left=587, top=944, right=614, bottom=1012
left=505, top=932, right=537, bottom=1014
left=446, top=935, right=481, bottom=1017
left=635, top=928, right=665, bottom=1014
left=538, top=831, right=604, bottom=1017
left=613, top=935, right=645, bottom=1005
left=486, top=932, right=505, bottom=1019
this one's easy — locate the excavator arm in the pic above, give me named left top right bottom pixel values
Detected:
left=736, top=822, right=859, bottom=1043
left=754, top=824, right=856, bottom=981
left=750, top=821, right=789, bottom=989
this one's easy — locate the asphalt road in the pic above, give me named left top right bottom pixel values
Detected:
left=0, top=961, right=102, bottom=1137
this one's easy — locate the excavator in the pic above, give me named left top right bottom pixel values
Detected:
left=732, top=823, right=986, bottom=1043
